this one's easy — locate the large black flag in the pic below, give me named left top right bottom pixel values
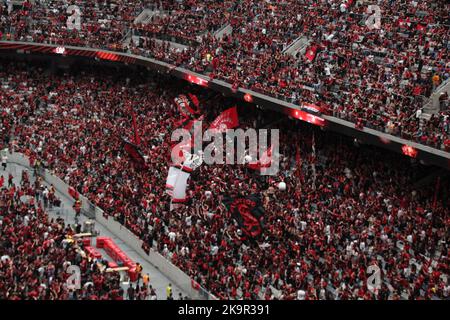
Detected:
left=122, top=138, right=146, bottom=169
left=223, top=194, right=265, bottom=239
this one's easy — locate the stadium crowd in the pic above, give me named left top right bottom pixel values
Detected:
left=0, top=0, right=449, bottom=149
left=1, top=60, right=448, bottom=300
left=0, top=169, right=127, bottom=300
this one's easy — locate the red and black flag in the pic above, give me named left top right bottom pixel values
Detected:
left=223, top=194, right=265, bottom=239
left=122, top=138, right=147, bottom=169
left=208, top=106, right=239, bottom=132
left=131, top=111, right=141, bottom=146
left=174, top=93, right=201, bottom=119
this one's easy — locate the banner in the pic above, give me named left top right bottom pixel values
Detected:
left=166, top=154, right=201, bottom=206
left=131, top=112, right=141, bottom=145
left=172, top=96, right=204, bottom=165
left=170, top=121, right=203, bottom=165
left=209, top=106, right=239, bottom=132
left=166, top=166, right=181, bottom=195
left=300, top=102, right=322, bottom=115
left=223, top=194, right=265, bottom=239
left=172, top=168, right=191, bottom=203
left=123, top=138, right=146, bottom=169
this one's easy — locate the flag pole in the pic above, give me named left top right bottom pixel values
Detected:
left=433, top=177, right=440, bottom=210
left=132, top=111, right=140, bottom=146
left=312, top=132, right=317, bottom=190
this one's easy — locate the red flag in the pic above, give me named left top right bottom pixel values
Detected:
left=132, top=112, right=141, bottom=146
left=174, top=94, right=200, bottom=118
left=305, top=45, right=318, bottom=62
left=187, top=93, right=200, bottom=109
left=311, top=133, right=316, bottom=162
left=209, top=106, right=239, bottom=132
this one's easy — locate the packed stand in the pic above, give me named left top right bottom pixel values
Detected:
left=183, top=0, right=450, bottom=148
left=0, top=0, right=147, bottom=50
left=132, top=0, right=235, bottom=46
left=1, top=0, right=449, bottom=148
left=0, top=169, right=126, bottom=300
left=1, top=60, right=448, bottom=300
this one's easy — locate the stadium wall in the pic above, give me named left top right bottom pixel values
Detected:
left=6, top=152, right=217, bottom=301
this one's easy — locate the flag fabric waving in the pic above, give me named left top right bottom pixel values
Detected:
left=123, top=138, right=146, bottom=169
left=209, top=106, right=239, bottom=132
left=131, top=111, right=141, bottom=146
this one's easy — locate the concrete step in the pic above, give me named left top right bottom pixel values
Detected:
left=134, top=9, right=161, bottom=25
left=283, top=36, right=310, bottom=57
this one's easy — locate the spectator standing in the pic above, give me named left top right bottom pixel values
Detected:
left=73, top=199, right=82, bottom=220
left=1, top=153, right=7, bottom=171
left=149, top=286, right=157, bottom=300
left=142, top=273, right=150, bottom=287
left=42, top=186, right=49, bottom=208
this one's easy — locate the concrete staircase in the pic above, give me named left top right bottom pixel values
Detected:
left=133, top=8, right=163, bottom=25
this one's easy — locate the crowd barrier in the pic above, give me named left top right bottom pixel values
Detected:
left=6, top=152, right=217, bottom=300
left=97, top=236, right=138, bottom=281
